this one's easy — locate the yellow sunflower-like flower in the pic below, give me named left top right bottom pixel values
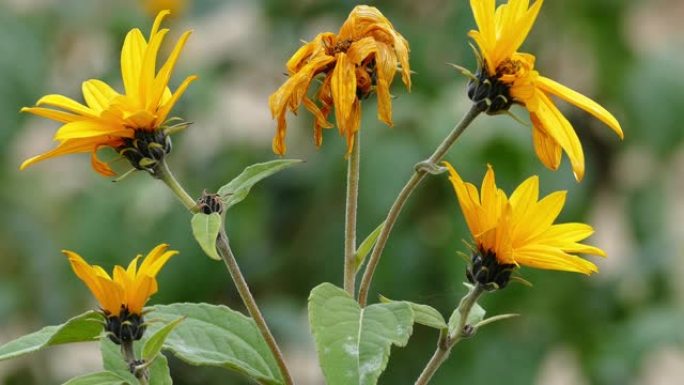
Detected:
left=466, top=0, right=623, bottom=181
left=21, top=10, right=197, bottom=176
left=445, top=162, right=604, bottom=289
left=64, top=244, right=177, bottom=343
left=269, top=5, right=411, bottom=155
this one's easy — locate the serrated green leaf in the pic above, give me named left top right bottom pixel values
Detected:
left=61, top=371, right=129, bottom=385
left=355, top=221, right=385, bottom=272
left=217, top=159, right=302, bottom=209
left=378, top=296, right=446, bottom=330
left=190, top=213, right=222, bottom=260
left=148, top=303, right=284, bottom=385
left=142, top=317, right=184, bottom=362
left=447, top=302, right=485, bottom=337
left=308, top=283, right=414, bottom=385
left=0, top=311, right=102, bottom=361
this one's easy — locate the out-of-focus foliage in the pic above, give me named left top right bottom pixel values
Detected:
left=0, top=0, right=683, bottom=384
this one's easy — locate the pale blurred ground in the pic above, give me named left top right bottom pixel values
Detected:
left=0, top=0, right=683, bottom=384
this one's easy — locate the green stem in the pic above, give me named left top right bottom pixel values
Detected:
left=154, top=159, right=198, bottom=212
left=344, top=134, right=361, bottom=295
left=154, top=159, right=295, bottom=385
left=121, top=341, right=148, bottom=385
left=216, top=228, right=295, bottom=385
left=414, top=284, right=485, bottom=385
left=357, top=104, right=482, bottom=306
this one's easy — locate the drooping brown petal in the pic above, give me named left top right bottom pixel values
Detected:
left=330, top=52, right=357, bottom=136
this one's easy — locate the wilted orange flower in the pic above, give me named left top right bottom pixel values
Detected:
left=21, top=10, right=197, bottom=176
left=445, top=162, right=604, bottom=285
left=269, top=5, right=411, bottom=155
left=467, top=0, right=623, bottom=181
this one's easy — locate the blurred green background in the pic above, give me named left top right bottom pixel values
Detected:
left=1, top=0, right=683, bottom=384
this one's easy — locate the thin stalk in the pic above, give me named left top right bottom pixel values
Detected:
left=121, top=341, right=148, bottom=384
left=154, top=159, right=295, bottom=385
left=154, top=160, right=198, bottom=212
left=344, top=134, right=361, bottom=295
left=217, top=228, right=295, bottom=385
left=414, top=284, right=485, bottom=385
left=358, top=104, right=482, bottom=306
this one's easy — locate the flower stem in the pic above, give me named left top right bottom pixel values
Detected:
left=344, top=134, right=361, bottom=295
left=154, top=160, right=198, bottom=212
left=357, top=104, right=482, bottom=306
left=121, top=341, right=149, bottom=384
left=414, top=284, right=485, bottom=385
left=154, top=159, right=295, bottom=385
left=216, top=228, right=295, bottom=385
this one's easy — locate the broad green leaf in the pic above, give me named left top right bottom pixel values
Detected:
left=0, top=311, right=102, bottom=361
left=149, top=303, right=284, bottom=385
left=447, top=302, right=485, bottom=337
left=378, top=296, right=446, bottom=330
left=354, top=221, right=385, bottom=271
left=142, top=317, right=184, bottom=362
left=217, top=159, right=302, bottom=209
left=101, top=339, right=138, bottom=385
left=191, top=213, right=221, bottom=260
left=62, top=371, right=129, bottom=385
left=148, top=354, right=173, bottom=385
left=308, top=283, right=413, bottom=385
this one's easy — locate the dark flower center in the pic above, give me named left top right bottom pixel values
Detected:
left=118, top=129, right=172, bottom=176
left=466, top=247, right=516, bottom=291
left=197, top=190, right=224, bottom=215
left=467, top=62, right=515, bottom=115
left=104, top=306, right=146, bottom=345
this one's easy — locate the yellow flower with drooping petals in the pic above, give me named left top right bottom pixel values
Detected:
left=467, top=0, right=623, bottom=181
left=269, top=5, right=411, bottom=155
left=21, top=10, right=197, bottom=176
left=445, top=162, right=604, bottom=278
left=64, top=244, right=177, bottom=317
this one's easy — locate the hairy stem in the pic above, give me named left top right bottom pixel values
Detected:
left=155, top=159, right=295, bottom=385
left=344, top=134, right=361, bottom=295
left=217, top=228, right=295, bottom=385
left=154, top=160, right=198, bottom=212
left=121, top=341, right=148, bottom=384
left=358, top=104, right=482, bottom=306
left=414, top=284, right=485, bottom=385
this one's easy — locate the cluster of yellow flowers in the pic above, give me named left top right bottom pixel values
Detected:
left=19, top=0, right=623, bottom=325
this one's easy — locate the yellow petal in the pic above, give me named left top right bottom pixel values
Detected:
left=155, top=74, right=198, bottom=125
left=150, top=10, right=171, bottom=39
left=54, top=121, right=131, bottom=141
left=149, top=30, right=192, bottom=110
left=531, top=119, right=562, bottom=171
left=36, top=94, right=98, bottom=118
left=121, top=28, right=148, bottom=102
left=331, top=53, right=357, bottom=126
left=537, top=75, right=623, bottom=139
left=21, top=107, right=80, bottom=123
left=513, top=244, right=598, bottom=274
left=21, top=138, right=104, bottom=171
left=139, top=28, right=169, bottom=105
left=82, top=79, right=120, bottom=112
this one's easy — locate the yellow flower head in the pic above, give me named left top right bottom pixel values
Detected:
left=64, top=244, right=177, bottom=317
left=445, top=162, right=604, bottom=286
left=467, top=0, right=623, bottom=181
left=269, top=5, right=411, bottom=155
left=21, top=10, right=197, bottom=176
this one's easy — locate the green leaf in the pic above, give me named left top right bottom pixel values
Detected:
left=190, top=213, right=222, bottom=260
left=0, top=311, right=102, bottom=361
left=308, top=283, right=413, bottom=385
left=101, top=339, right=138, bottom=385
left=378, top=296, right=446, bottom=330
left=148, top=303, right=284, bottom=385
left=142, top=317, right=184, bottom=363
left=447, top=302, right=486, bottom=337
left=148, top=354, right=173, bottom=385
left=62, top=371, right=129, bottom=385
left=217, top=159, right=302, bottom=209
left=354, top=221, right=385, bottom=271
